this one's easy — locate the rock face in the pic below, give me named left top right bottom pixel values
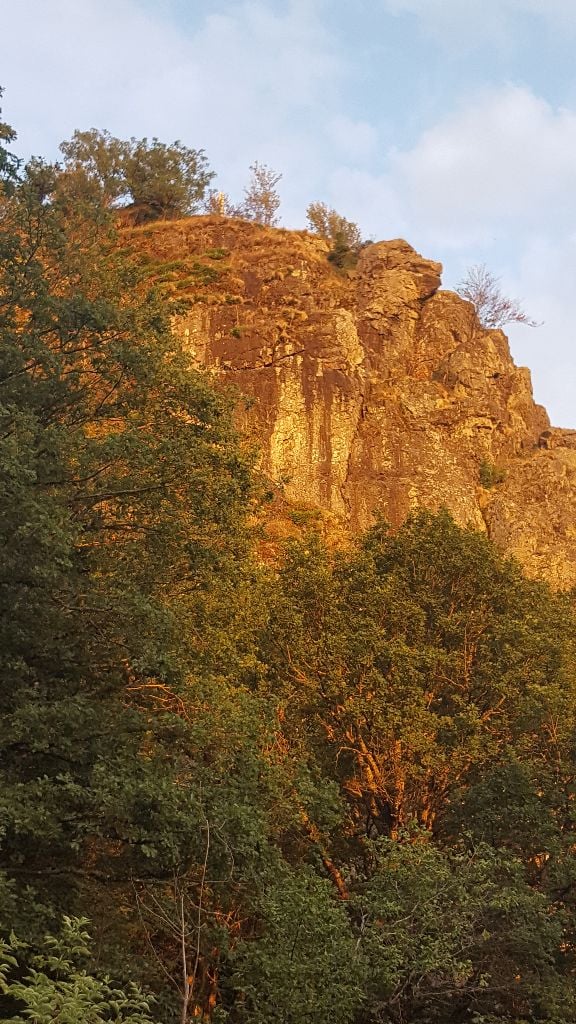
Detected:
left=130, top=216, right=576, bottom=588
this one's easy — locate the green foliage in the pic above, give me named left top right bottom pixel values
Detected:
left=123, top=137, right=214, bottom=222
left=286, top=503, right=321, bottom=527
left=3, top=106, right=576, bottom=1024
left=479, top=459, right=506, bottom=488
left=137, top=255, right=221, bottom=305
left=263, top=510, right=576, bottom=840
left=354, top=838, right=573, bottom=1024
left=59, top=128, right=127, bottom=206
left=327, top=235, right=362, bottom=270
left=258, top=513, right=576, bottom=1022
left=0, top=917, right=155, bottom=1023
left=231, top=869, right=364, bottom=1024
left=0, top=154, right=256, bottom=950
left=306, top=201, right=363, bottom=268
left=59, top=128, right=214, bottom=221
left=204, top=247, right=230, bottom=260
left=0, top=88, right=20, bottom=192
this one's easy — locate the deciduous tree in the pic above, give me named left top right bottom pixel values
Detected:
left=240, top=162, right=282, bottom=226
left=58, top=129, right=214, bottom=222
left=456, top=263, right=538, bottom=329
left=0, top=88, right=20, bottom=192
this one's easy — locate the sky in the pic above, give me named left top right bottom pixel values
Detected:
left=1, top=0, right=575, bottom=426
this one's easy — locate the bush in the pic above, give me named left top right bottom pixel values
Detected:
left=479, top=460, right=506, bottom=488
left=0, top=917, right=155, bottom=1023
left=306, top=202, right=363, bottom=269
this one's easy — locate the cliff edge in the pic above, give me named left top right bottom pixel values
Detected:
left=129, top=216, right=576, bottom=588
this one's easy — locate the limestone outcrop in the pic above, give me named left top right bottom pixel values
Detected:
left=130, top=216, right=576, bottom=587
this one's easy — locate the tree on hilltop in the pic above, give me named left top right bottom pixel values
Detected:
left=306, top=201, right=364, bottom=268
left=123, top=136, right=214, bottom=222
left=456, top=263, right=538, bottom=330
left=59, top=127, right=127, bottom=206
left=59, top=128, right=214, bottom=222
left=306, top=201, right=362, bottom=250
left=240, top=161, right=282, bottom=226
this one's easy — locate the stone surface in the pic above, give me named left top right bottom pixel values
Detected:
left=128, top=216, right=576, bottom=587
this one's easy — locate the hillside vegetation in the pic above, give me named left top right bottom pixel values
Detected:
left=2, top=98, right=576, bottom=1024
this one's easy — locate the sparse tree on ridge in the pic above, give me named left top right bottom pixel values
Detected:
left=306, top=201, right=362, bottom=251
left=306, top=201, right=364, bottom=268
left=204, top=187, right=237, bottom=216
left=456, top=263, right=538, bottom=330
left=240, top=161, right=282, bottom=226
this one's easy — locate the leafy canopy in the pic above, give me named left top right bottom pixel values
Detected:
left=0, top=917, right=156, bottom=1023
left=306, top=201, right=364, bottom=268
left=59, top=128, right=214, bottom=221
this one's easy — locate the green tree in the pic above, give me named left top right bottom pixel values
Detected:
left=0, top=150, right=254, bottom=948
left=354, top=838, right=573, bottom=1024
left=306, top=202, right=362, bottom=248
left=58, top=129, right=214, bottom=222
left=262, top=512, right=576, bottom=842
left=231, top=869, right=363, bottom=1024
left=0, top=88, right=20, bottom=192
left=260, top=514, right=576, bottom=1021
left=0, top=917, right=155, bottom=1023
left=123, top=137, right=214, bottom=223
left=306, top=201, right=363, bottom=269
left=59, top=128, right=128, bottom=206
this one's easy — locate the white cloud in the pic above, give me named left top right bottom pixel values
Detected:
left=3, top=3, right=575, bottom=424
left=326, top=116, right=378, bottom=161
left=322, top=84, right=576, bottom=426
left=318, top=85, right=576, bottom=248
left=0, top=0, right=341, bottom=207
left=381, top=0, right=576, bottom=35
left=506, top=235, right=576, bottom=427
left=387, top=86, right=576, bottom=248
left=325, top=167, right=406, bottom=239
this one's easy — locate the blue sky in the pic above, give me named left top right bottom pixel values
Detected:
left=2, top=0, right=576, bottom=425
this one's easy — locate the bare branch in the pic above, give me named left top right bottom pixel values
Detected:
left=456, top=264, right=539, bottom=330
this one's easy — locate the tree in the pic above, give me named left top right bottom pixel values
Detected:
left=203, top=188, right=239, bottom=217
left=123, top=137, right=214, bottom=223
left=58, top=129, right=214, bottom=222
left=0, top=917, right=155, bottom=1023
left=306, top=201, right=362, bottom=251
left=258, top=514, right=576, bottom=1021
left=456, top=263, right=538, bottom=329
left=354, top=838, right=573, bottom=1024
left=231, top=869, right=363, bottom=1024
left=306, top=202, right=364, bottom=269
left=262, top=511, right=576, bottom=841
left=240, top=162, right=282, bottom=226
left=0, top=152, right=256, bottom=949
left=59, top=128, right=128, bottom=206
left=0, top=88, right=20, bottom=192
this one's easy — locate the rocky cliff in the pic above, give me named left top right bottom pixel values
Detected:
left=130, top=216, right=576, bottom=588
